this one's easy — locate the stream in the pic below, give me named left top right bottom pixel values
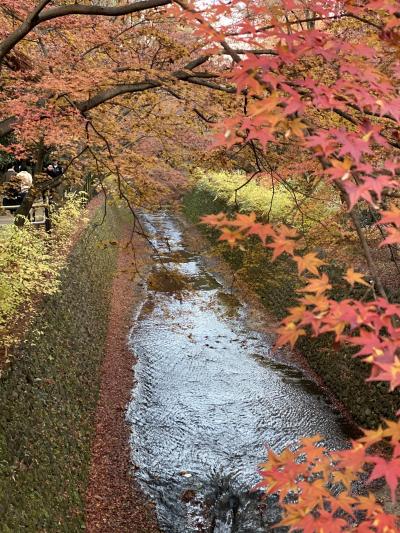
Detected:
left=126, top=212, right=352, bottom=532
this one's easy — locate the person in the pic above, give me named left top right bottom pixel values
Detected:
left=3, top=167, right=19, bottom=209
left=2, top=168, right=32, bottom=205
left=16, top=169, right=33, bottom=199
left=46, top=160, right=64, bottom=179
left=2, top=168, right=19, bottom=211
left=14, top=161, right=24, bottom=173
left=4, top=166, right=17, bottom=181
left=52, top=161, right=64, bottom=177
left=45, top=164, right=54, bottom=177
left=2, top=161, right=33, bottom=215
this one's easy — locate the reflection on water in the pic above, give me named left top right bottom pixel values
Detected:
left=127, top=212, right=350, bottom=532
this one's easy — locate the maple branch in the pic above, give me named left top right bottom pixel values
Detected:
left=368, top=206, right=400, bottom=276
left=0, top=6, right=24, bottom=23
left=70, top=56, right=225, bottom=113
left=79, top=23, right=142, bottom=62
left=348, top=207, right=388, bottom=299
left=314, top=154, right=390, bottom=299
left=332, top=108, right=400, bottom=151
left=184, top=77, right=235, bottom=93
left=259, top=150, right=332, bottom=233
left=0, top=59, right=233, bottom=140
left=232, top=49, right=278, bottom=56
left=184, top=56, right=210, bottom=70
left=227, top=12, right=382, bottom=36
left=84, top=122, right=167, bottom=256
left=77, top=70, right=233, bottom=113
left=0, top=116, right=18, bottom=137
left=77, top=82, right=159, bottom=113
left=193, top=108, right=217, bottom=124
left=0, top=0, right=172, bottom=63
left=233, top=168, right=262, bottom=209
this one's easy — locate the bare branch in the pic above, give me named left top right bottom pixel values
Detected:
left=0, top=0, right=171, bottom=63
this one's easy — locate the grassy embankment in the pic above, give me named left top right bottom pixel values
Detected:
left=0, top=203, right=129, bottom=532
left=183, top=170, right=400, bottom=428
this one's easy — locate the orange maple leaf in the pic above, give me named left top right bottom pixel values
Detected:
left=247, top=222, right=276, bottom=244
left=286, top=117, right=308, bottom=139
left=276, top=322, right=306, bottom=347
left=299, top=294, right=330, bottom=311
left=229, top=211, right=257, bottom=230
left=284, top=305, right=307, bottom=324
left=379, top=206, right=400, bottom=227
left=344, top=268, right=369, bottom=287
left=298, top=479, right=330, bottom=507
left=278, top=503, right=315, bottom=530
left=328, top=156, right=353, bottom=181
left=298, top=273, right=332, bottom=296
left=258, top=446, right=295, bottom=472
left=383, top=419, right=400, bottom=445
left=330, top=491, right=358, bottom=516
left=200, top=212, right=228, bottom=227
left=358, top=425, right=387, bottom=448
left=331, top=467, right=357, bottom=488
left=356, top=493, right=382, bottom=518
left=368, top=357, right=400, bottom=391
left=294, top=252, right=326, bottom=276
left=218, top=228, right=244, bottom=247
left=298, top=434, right=326, bottom=464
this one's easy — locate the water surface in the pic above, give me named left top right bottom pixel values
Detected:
left=127, top=212, right=350, bottom=532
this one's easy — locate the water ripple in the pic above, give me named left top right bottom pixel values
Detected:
left=127, top=212, right=350, bottom=532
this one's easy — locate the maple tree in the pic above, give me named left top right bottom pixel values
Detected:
left=194, top=0, right=400, bottom=530
left=3, top=0, right=400, bottom=530
left=0, top=0, right=235, bottom=219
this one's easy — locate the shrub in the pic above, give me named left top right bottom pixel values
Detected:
left=0, top=193, right=87, bottom=353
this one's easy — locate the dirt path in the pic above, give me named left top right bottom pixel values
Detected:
left=85, top=227, right=160, bottom=533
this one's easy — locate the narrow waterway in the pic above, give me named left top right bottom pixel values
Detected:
left=127, top=212, right=352, bottom=532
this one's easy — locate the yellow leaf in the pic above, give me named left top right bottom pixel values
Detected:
left=294, top=252, right=326, bottom=276
left=344, top=268, right=369, bottom=287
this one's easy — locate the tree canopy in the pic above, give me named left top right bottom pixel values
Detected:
left=2, top=1, right=400, bottom=530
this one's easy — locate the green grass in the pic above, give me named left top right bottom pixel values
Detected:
left=0, top=205, right=128, bottom=532
left=192, top=169, right=292, bottom=219
left=190, top=168, right=339, bottom=231
left=183, top=186, right=400, bottom=428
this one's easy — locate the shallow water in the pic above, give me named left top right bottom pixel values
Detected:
left=127, top=212, right=351, bottom=532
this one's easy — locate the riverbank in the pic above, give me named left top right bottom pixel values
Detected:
left=85, top=221, right=159, bottom=533
left=0, top=201, right=158, bottom=532
left=182, top=187, right=400, bottom=428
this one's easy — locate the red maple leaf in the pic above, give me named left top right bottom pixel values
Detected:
left=367, top=455, right=400, bottom=501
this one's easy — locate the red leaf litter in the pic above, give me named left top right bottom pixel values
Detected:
left=85, top=226, right=160, bottom=533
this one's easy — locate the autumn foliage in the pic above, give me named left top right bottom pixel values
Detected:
left=193, top=0, right=400, bottom=529
left=2, top=0, right=400, bottom=530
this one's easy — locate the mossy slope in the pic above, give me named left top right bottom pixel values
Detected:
left=0, top=206, right=126, bottom=532
left=183, top=188, right=400, bottom=428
